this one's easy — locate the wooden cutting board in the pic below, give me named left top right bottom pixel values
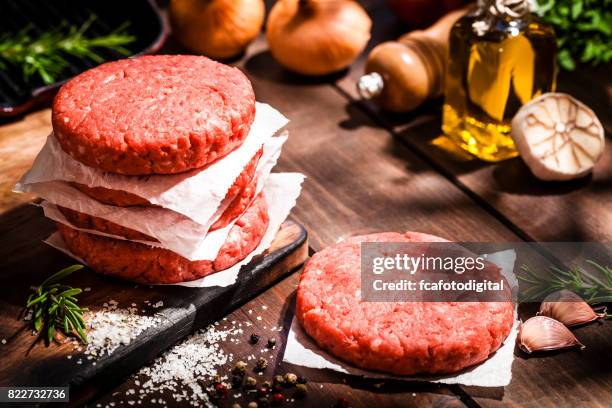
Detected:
left=0, top=206, right=307, bottom=404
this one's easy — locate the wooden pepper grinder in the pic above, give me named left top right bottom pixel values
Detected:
left=357, top=8, right=466, bottom=113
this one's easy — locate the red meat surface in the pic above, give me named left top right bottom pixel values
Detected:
left=52, top=55, right=256, bottom=175
left=71, top=148, right=262, bottom=232
left=57, top=193, right=269, bottom=284
left=296, top=232, right=514, bottom=375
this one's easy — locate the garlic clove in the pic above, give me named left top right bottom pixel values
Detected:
left=538, top=290, right=606, bottom=327
left=518, top=316, right=585, bottom=354
left=511, top=93, right=605, bottom=181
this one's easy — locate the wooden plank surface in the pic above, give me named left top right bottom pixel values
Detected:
left=335, top=3, right=612, bottom=242
left=0, top=108, right=50, bottom=211
left=90, top=35, right=599, bottom=408
left=92, top=272, right=467, bottom=408
left=0, top=217, right=307, bottom=393
left=0, top=1, right=610, bottom=407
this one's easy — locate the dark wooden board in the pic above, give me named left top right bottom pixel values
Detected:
left=0, top=211, right=307, bottom=404
left=92, top=272, right=467, bottom=408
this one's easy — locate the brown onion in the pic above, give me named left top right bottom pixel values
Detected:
left=266, top=0, right=372, bottom=76
left=169, top=0, right=265, bottom=59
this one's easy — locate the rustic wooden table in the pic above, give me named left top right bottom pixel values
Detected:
left=0, top=1, right=610, bottom=407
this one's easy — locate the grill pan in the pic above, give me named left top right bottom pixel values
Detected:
left=0, top=0, right=167, bottom=117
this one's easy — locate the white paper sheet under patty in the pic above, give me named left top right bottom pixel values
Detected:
left=15, top=102, right=288, bottom=226
left=283, top=250, right=519, bottom=387
left=22, top=136, right=286, bottom=261
left=44, top=173, right=305, bottom=288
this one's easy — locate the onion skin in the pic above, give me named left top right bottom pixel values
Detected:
left=539, top=290, right=606, bottom=327
left=518, top=316, right=585, bottom=354
left=169, top=0, right=265, bottom=60
left=266, top=0, right=372, bottom=76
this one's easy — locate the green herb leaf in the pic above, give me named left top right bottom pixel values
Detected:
left=0, top=15, right=135, bottom=84
left=40, top=264, right=84, bottom=287
left=536, top=0, right=612, bottom=70
left=23, top=264, right=88, bottom=346
left=519, top=260, right=612, bottom=303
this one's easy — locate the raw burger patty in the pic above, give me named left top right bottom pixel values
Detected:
left=296, top=232, right=514, bottom=376
left=58, top=205, right=159, bottom=242
left=57, top=194, right=269, bottom=284
left=59, top=174, right=259, bottom=239
left=70, top=148, right=262, bottom=231
left=52, top=55, right=256, bottom=175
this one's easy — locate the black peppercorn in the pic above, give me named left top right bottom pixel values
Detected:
left=232, top=374, right=244, bottom=387
left=297, top=376, right=307, bottom=384
left=250, top=333, right=260, bottom=344
left=266, top=338, right=276, bottom=348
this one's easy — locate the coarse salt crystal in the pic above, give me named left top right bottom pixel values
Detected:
left=83, top=301, right=161, bottom=359
left=133, top=323, right=241, bottom=407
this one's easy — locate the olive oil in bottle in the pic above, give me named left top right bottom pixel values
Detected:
left=442, top=0, right=557, bottom=162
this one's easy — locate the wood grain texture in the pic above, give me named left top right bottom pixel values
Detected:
left=330, top=2, right=612, bottom=407
left=0, top=1, right=610, bottom=406
left=92, top=272, right=466, bottom=408
left=237, top=38, right=519, bottom=249
left=335, top=4, right=612, bottom=242
left=0, top=219, right=307, bottom=396
left=0, top=108, right=50, bottom=212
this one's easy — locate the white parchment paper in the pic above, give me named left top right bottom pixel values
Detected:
left=44, top=173, right=305, bottom=288
left=283, top=250, right=519, bottom=387
left=15, top=102, right=288, bottom=225
left=18, top=137, right=286, bottom=261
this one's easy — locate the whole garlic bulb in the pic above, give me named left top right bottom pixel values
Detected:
left=169, top=0, right=265, bottom=60
left=511, top=93, right=605, bottom=181
left=266, top=0, right=372, bottom=76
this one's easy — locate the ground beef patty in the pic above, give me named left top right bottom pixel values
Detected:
left=296, top=232, right=514, bottom=376
left=52, top=55, right=256, bottom=175
left=58, top=206, right=158, bottom=242
left=57, top=194, right=269, bottom=284
left=70, top=149, right=263, bottom=233
left=60, top=174, right=259, bottom=239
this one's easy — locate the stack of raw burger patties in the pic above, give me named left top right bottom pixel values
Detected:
left=19, top=55, right=295, bottom=284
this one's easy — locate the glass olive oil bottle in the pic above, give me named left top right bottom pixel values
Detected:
left=442, top=0, right=557, bottom=161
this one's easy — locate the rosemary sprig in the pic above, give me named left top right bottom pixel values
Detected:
left=0, top=14, right=135, bottom=84
left=519, top=259, right=612, bottom=304
left=24, top=264, right=88, bottom=346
